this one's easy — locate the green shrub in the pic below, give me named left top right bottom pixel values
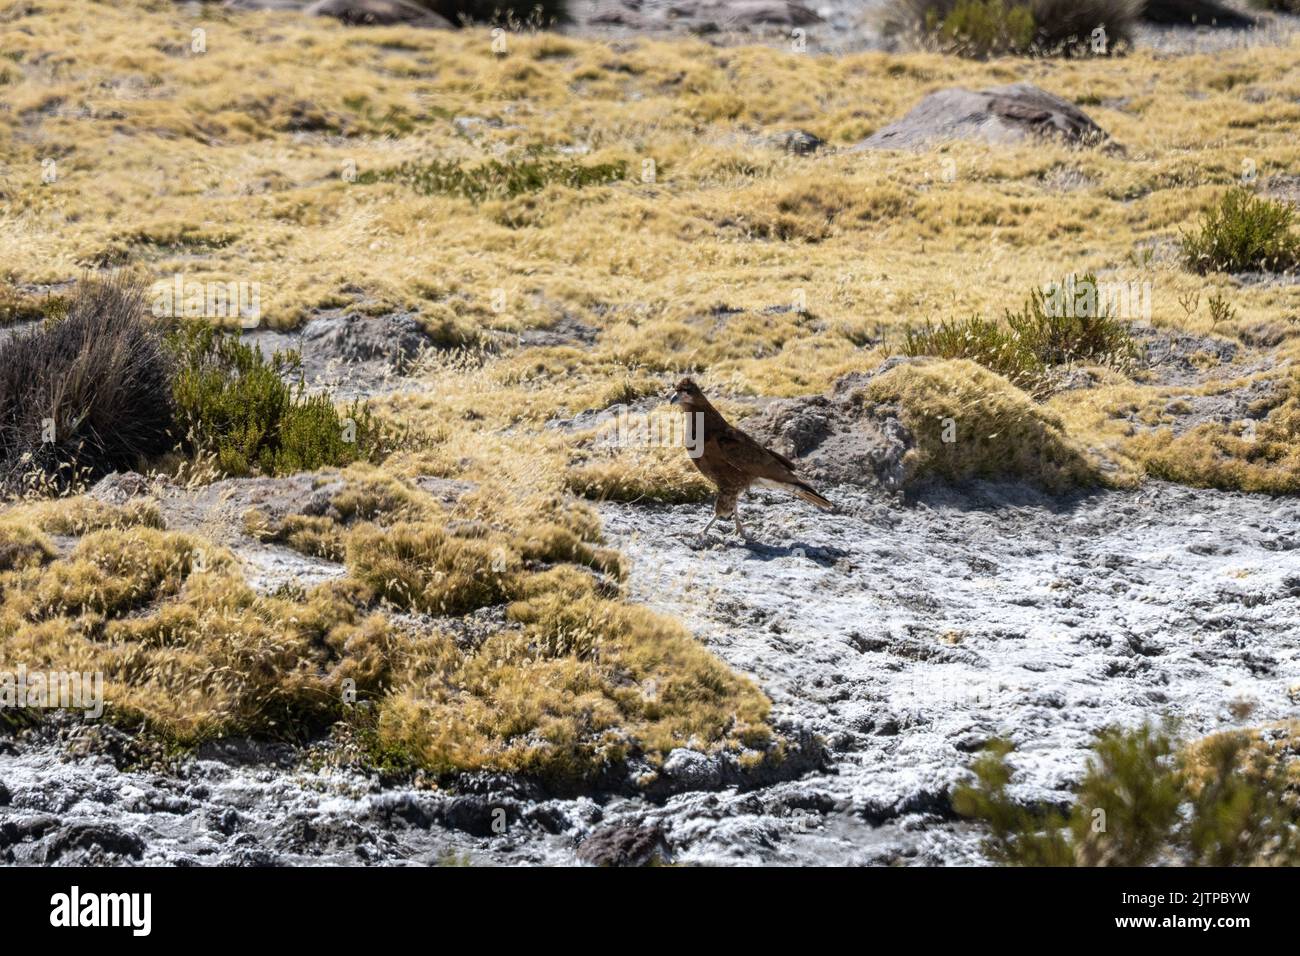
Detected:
left=903, top=314, right=1044, bottom=392
left=954, top=723, right=1299, bottom=866
left=168, top=323, right=394, bottom=477
left=903, top=274, right=1136, bottom=395
left=885, top=0, right=1138, bottom=57
left=358, top=155, right=626, bottom=202
left=928, top=0, right=1036, bottom=56
left=1004, top=274, right=1137, bottom=368
left=1182, top=187, right=1300, bottom=273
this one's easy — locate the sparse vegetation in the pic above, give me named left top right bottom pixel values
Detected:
left=1182, top=187, right=1300, bottom=274
left=357, top=155, right=627, bottom=203
left=1130, top=372, right=1300, bottom=493
left=954, top=723, right=1299, bottom=865
left=903, top=276, right=1136, bottom=396
left=885, top=0, right=1138, bottom=57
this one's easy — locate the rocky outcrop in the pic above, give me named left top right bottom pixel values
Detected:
left=742, top=365, right=916, bottom=490
left=576, top=822, right=670, bottom=866
left=855, top=84, right=1110, bottom=151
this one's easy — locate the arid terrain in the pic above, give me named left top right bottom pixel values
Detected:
left=0, top=0, right=1297, bottom=865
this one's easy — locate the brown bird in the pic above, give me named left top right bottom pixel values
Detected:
left=670, top=378, right=833, bottom=539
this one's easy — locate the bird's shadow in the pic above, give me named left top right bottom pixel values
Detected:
left=685, top=534, right=848, bottom=566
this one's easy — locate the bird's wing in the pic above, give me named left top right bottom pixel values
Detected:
left=715, top=426, right=801, bottom=483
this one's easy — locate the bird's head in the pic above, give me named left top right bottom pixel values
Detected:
left=669, top=377, right=705, bottom=408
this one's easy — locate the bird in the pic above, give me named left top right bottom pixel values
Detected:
left=669, top=377, right=833, bottom=540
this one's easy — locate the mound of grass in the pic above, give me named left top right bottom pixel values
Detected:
left=904, top=276, right=1137, bottom=396
left=1129, top=374, right=1300, bottom=493
left=1182, top=187, right=1300, bottom=274
left=357, top=155, right=626, bottom=203
left=169, top=322, right=395, bottom=478
left=567, top=445, right=715, bottom=504
left=373, top=567, right=771, bottom=789
left=0, top=522, right=55, bottom=572
left=865, top=359, right=1104, bottom=491
left=0, top=275, right=176, bottom=495
left=955, top=723, right=1299, bottom=866
left=885, top=0, right=1137, bottom=57
left=346, top=519, right=521, bottom=615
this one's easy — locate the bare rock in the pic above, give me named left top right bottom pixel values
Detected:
left=576, top=822, right=670, bottom=866
left=87, top=471, right=153, bottom=507
left=299, top=311, right=431, bottom=369
left=776, top=129, right=825, bottom=155
left=855, top=84, right=1110, bottom=151
left=305, top=0, right=453, bottom=28
left=742, top=368, right=915, bottom=490
left=40, top=822, right=146, bottom=863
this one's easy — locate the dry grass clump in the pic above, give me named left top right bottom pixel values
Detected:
left=0, top=275, right=175, bottom=494
left=28, top=496, right=165, bottom=536
left=0, top=522, right=56, bottom=572
left=1129, top=374, right=1300, bottom=493
left=866, top=359, right=1106, bottom=490
left=567, top=444, right=715, bottom=504
left=244, top=510, right=347, bottom=561
left=10, top=527, right=207, bottom=620
left=374, top=568, right=771, bottom=788
left=347, top=520, right=521, bottom=615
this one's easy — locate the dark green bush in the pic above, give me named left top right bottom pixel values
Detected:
left=168, top=323, right=395, bottom=477
left=954, top=724, right=1299, bottom=866
left=1182, top=187, right=1300, bottom=274
left=358, top=155, right=626, bottom=202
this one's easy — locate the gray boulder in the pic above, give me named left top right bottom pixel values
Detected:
left=299, top=311, right=432, bottom=368
left=576, top=822, right=670, bottom=867
left=742, top=365, right=917, bottom=490
left=856, top=83, right=1109, bottom=150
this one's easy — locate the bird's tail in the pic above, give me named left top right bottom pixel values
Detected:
left=790, top=481, right=834, bottom=511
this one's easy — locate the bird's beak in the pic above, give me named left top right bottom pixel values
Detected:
left=669, top=391, right=681, bottom=404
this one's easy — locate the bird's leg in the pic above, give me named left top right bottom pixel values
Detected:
left=700, top=514, right=719, bottom=537
left=732, top=512, right=747, bottom=540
